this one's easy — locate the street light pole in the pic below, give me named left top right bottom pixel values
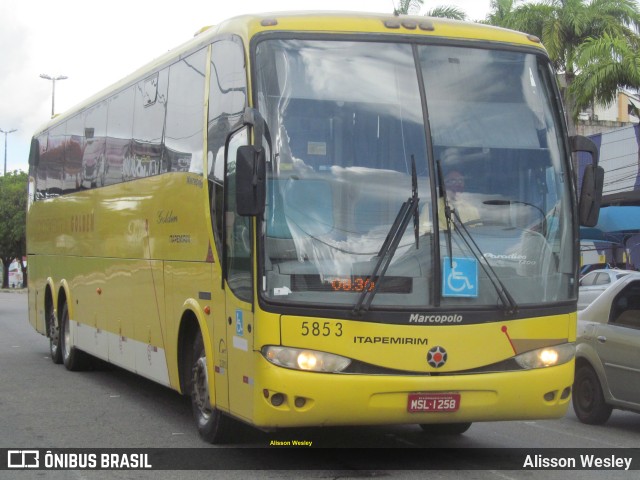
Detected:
left=40, top=73, right=68, bottom=118
left=0, top=128, right=17, bottom=176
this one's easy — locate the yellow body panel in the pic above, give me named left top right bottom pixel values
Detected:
left=27, top=172, right=217, bottom=390
left=250, top=357, right=573, bottom=428
left=241, top=312, right=576, bottom=427
left=281, top=314, right=574, bottom=372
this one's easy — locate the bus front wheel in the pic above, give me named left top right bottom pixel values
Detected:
left=191, top=331, right=232, bottom=443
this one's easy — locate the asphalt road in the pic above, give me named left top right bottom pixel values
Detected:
left=1, top=291, right=639, bottom=479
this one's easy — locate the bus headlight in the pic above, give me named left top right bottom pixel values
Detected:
left=514, top=343, right=575, bottom=369
left=262, top=346, right=351, bottom=373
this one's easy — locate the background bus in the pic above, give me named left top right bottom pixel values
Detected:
left=27, top=12, right=602, bottom=443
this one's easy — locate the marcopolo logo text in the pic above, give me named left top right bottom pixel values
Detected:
left=409, top=314, right=463, bottom=324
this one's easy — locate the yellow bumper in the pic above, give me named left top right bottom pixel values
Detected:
left=250, top=356, right=573, bottom=428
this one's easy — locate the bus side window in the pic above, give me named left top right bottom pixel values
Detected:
left=165, top=48, right=207, bottom=174
left=208, top=36, right=247, bottom=261
left=105, top=87, right=135, bottom=186
left=133, top=70, right=169, bottom=177
left=64, top=114, right=84, bottom=194
left=44, top=123, right=66, bottom=197
left=82, top=103, right=107, bottom=189
left=35, top=133, right=48, bottom=199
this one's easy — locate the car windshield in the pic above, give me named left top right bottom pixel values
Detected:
left=255, top=38, right=574, bottom=311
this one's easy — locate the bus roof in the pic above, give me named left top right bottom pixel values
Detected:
left=33, top=12, right=544, bottom=136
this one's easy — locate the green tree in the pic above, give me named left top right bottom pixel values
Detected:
left=0, top=171, right=28, bottom=288
left=394, top=1, right=467, bottom=19
left=394, top=0, right=424, bottom=15
left=571, top=32, right=640, bottom=113
left=484, top=0, right=519, bottom=25
left=486, top=0, right=640, bottom=122
left=425, top=6, right=467, bottom=20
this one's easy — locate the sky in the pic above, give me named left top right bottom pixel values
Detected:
left=0, top=0, right=494, bottom=174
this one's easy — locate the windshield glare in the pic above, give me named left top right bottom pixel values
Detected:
left=255, top=38, right=573, bottom=310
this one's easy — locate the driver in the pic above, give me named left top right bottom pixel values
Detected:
left=439, top=169, right=480, bottom=227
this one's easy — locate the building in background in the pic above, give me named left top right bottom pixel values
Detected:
left=576, top=89, right=639, bottom=136
left=577, top=110, right=640, bottom=270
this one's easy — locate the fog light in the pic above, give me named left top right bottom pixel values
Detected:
left=294, top=397, right=306, bottom=408
left=271, top=393, right=285, bottom=406
left=560, top=387, right=571, bottom=399
left=544, top=391, right=556, bottom=402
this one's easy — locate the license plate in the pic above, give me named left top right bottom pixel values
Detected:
left=407, top=393, right=460, bottom=413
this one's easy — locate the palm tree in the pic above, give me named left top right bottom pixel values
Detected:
left=571, top=33, right=640, bottom=115
left=484, top=0, right=519, bottom=25
left=486, top=0, right=640, bottom=123
left=394, top=2, right=467, bottom=20
left=425, top=6, right=467, bottom=20
left=394, top=0, right=424, bottom=15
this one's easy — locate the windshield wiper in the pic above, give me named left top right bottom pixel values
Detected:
left=353, top=156, right=420, bottom=316
left=436, top=161, right=454, bottom=267
left=436, top=161, right=518, bottom=315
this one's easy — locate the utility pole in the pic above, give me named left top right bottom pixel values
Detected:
left=0, top=128, right=17, bottom=176
left=40, top=73, right=68, bottom=118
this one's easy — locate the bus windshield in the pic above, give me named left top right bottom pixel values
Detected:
left=255, top=38, right=573, bottom=311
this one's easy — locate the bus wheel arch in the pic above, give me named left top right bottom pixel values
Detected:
left=190, top=328, right=233, bottom=443
left=177, top=308, right=233, bottom=444
left=177, top=310, right=201, bottom=395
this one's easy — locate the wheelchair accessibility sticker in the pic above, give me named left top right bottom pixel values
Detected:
left=235, top=310, right=244, bottom=336
left=442, top=257, right=478, bottom=297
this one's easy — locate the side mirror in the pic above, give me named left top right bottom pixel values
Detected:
left=579, top=164, right=604, bottom=227
left=571, top=135, right=603, bottom=227
left=571, top=135, right=599, bottom=167
left=236, top=145, right=266, bottom=216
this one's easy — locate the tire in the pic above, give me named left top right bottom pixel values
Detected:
left=59, top=302, right=87, bottom=371
left=572, top=364, right=612, bottom=425
left=191, top=331, right=233, bottom=443
left=47, top=301, right=62, bottom=364
left=419, top=422, right=472, bottom=435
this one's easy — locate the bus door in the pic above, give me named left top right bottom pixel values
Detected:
left=222, top=126, right=255, bottom=421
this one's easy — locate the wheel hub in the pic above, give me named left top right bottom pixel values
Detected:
left=193, top=356, right=212, bottom=420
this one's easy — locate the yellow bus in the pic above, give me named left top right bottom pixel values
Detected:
left=27, top=12, right=603, bottom=442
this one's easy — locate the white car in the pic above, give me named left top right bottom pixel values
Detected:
left=578, top=269, right=635, bottom=310
left=573, top=272, right=640, bottom=424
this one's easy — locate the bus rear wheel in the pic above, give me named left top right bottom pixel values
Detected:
left=47, top=301, right=62, bottom=364
left=59, top=302, right=87, bottom=371
left=419, top=422, right=472, bottom=435
left=191, top=331, right=232, bottom=444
